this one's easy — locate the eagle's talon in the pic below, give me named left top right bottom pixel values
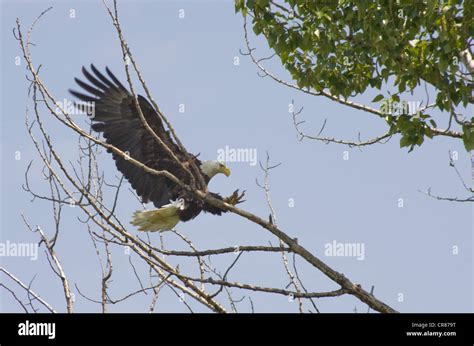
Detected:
left=236, top=190, right=246, bottom=204
left=225, top=189, right=246, bottom=206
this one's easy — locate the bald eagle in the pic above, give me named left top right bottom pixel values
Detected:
left=69, top=65, right=244, bottom=232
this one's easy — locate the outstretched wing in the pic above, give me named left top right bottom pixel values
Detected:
left=69, top=65, right=197, bottom=208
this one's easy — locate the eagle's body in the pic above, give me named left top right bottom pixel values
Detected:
left=70, top=65, right=242, bottom=232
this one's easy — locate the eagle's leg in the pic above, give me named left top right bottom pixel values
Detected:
left=224, top=189, right=246, bottom=206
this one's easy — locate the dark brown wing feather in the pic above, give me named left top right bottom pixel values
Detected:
left=69, top=65, right=200, bottom=209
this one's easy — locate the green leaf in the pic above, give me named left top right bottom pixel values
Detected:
left=371, top=94, right=384, bottom=102
left=400, top=136, right=411, bottom=148
left=235, top=0, right=244, bottom=13
left=253, top=22, right=262, bottom=35
left=425, top=127, right=434, bottom=139
left=462, top=124, right=474, bottom=151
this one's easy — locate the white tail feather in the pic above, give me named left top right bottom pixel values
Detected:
left=131, top=199, right=184, bottom=232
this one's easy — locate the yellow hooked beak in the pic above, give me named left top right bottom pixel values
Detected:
left=221, top=166, right=231, bottom=177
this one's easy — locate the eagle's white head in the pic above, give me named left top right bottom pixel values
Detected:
left=200, top=160, right=231, bottom=179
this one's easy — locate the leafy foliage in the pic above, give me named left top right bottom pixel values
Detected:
left=236, top=0, right=473, bottom=151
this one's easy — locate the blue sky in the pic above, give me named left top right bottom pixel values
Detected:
left=0, top=0, right=472, bottom=313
